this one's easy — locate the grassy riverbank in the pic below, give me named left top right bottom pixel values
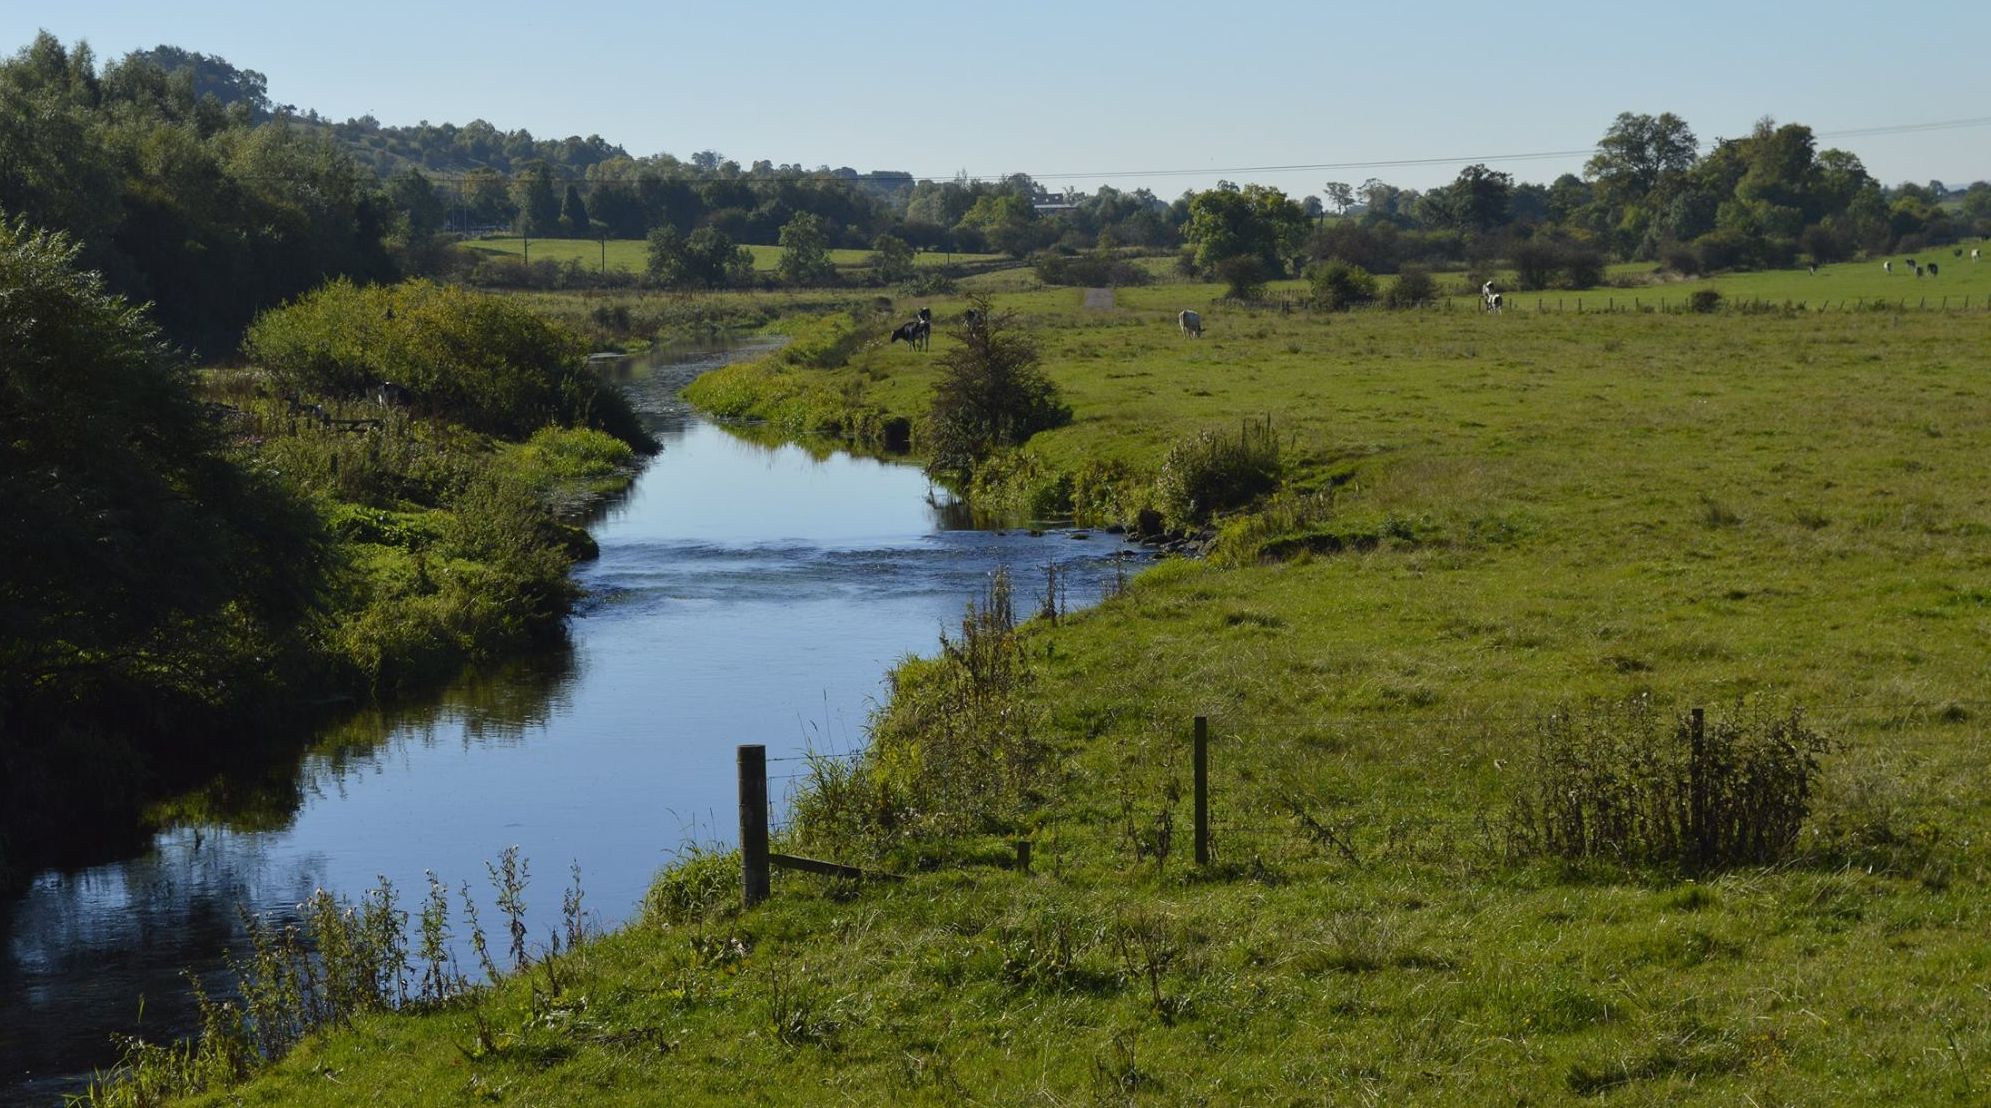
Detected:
left=142, top=273, right=1991, bottom=1103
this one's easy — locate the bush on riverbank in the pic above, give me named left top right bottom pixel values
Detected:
left=245, top=279, right=655, bottom=452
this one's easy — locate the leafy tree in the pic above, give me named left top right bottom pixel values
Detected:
left=560, top=183, right=591, bottom=236
left=646, top=224, right=753, bottom=289
left=514, top=162, right=560, bottom=235
left=776, top=211, right=836, bottom=285
left=1322, top=181, right=1355, bottom=216
left=1585, top=112, right=1698, bottom=206
left=871, top=232, right=916, bottom=285
left=125, top=45, right=270, bottom=117
left=1441, top=164, right=1514, bottom=233
left=924, top=296, right=1069, bottom=476
left=958, top=192, right=1040, bottom=257
left=1186, top=184, right=1307, bottom=276
left=387, top=166, right=445, bottom=237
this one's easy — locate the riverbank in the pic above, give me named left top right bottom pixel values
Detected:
left=132, top=289, right=1991, bottom=1102
left=0, top=277, right=653, bottom=899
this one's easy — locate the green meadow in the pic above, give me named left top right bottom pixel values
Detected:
left=457, top=236, right=1003, bottom=276
left=151, top=273, right=1991, bottom=1106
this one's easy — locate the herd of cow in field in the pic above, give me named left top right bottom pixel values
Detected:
left=879, top=244, right=1985, bottom=351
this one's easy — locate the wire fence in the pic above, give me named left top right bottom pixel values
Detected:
left=1219, top=292, right=1991, bottom=314
left=735, top=693, right=1980, bottom=900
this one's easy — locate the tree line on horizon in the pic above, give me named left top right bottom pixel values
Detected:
left=7, top=31, right=1991, bottom=347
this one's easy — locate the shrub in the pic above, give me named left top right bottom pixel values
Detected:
left=1662, top=245, right=1702, bottom=276
left=1508, top=701, right=1831, bottom=870
left=1688, top=289, right=1723, bottom=314
left=1382, top=265, right=1437, bottom=309
left=1511, top=240, right=1605, bottom=290
left=245, top=279, right=653, bottom=451
left=1214, top=255, right=1270, bottom=299
left=1153, top=417, right=1282, bottom=532
left=1307, top=259, right=1377, bottom=311
left=1032, top=250, right=1153, bottom=288
left=923, top=296, right=1069, bottom=477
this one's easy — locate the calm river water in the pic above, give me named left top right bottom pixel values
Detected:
left=0, top=340, right=1140, bottom=1102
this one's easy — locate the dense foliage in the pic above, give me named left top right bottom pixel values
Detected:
left=0, top=33, right=393, bottom=353
left=243, top=279, right=654, bottom=449
left=0, top=220, right=329, bottom=882
left=923, top=298, right=1070, bottom=478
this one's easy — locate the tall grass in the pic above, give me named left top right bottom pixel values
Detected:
left=82, top=848, right=575, bottom=1106
left=1508, top=700, right=1832, bottom=870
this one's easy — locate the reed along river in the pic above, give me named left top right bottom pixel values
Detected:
left=0, top=340, right=1142, bottom=1102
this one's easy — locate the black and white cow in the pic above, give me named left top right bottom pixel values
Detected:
left=1179, top=309, right=1203, bottom=337
left=890, top=307, right=933, bottom=350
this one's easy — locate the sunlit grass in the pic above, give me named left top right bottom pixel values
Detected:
left=167, top=285, right=1991, bottom=1105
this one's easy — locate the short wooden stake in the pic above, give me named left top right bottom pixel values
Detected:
left=739, top=744, right=770, bottom=907
left=1688, top=708, right=1707, bottom=868
left=1193, top=716, right=1210, bottom=866
left=1015, top=839, right=1033, bottom=873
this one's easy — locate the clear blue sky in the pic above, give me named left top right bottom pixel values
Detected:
left=9, top=1, right=1989, bottom=197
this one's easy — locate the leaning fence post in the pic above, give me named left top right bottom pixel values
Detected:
left=739, top=744, right=770, bottom=907
left=1193, top=715, right=1210, bottom=866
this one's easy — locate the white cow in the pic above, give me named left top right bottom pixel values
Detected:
left=1179, top=309, right=1203, bottom=338
left=1884, top=261, right=1892, bottom=274
left=1482, top=281, right=1503, bottom=314
left=1973, top=248, right=1981, bottom=262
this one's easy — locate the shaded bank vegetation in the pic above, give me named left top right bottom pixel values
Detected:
left=0, top=221, right=651, bottom=891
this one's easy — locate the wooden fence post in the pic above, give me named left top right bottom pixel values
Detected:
left=1015, top=839, right=1033, bottom=873
left=739, top=744, right=770, bottom=907
left=1688, top=708, right=1707, bottom=868
left=1193, top=715, right=1210, bottom=866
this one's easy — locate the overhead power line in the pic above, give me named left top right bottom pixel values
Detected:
left=197, top=113, right=1991, bottom=188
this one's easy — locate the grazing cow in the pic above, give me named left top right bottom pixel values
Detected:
left=1179, top=309, right=1203, bottom=337
left=373, top=381, right=412, bottom=408
left=1807, top=263, right=1817, bottom=275
left=890, top=307, right=933, bottom=350
left=1913, top=263, right=1924, bottom=278
left=1973, top=248, right=1982, bottom=262
left=1481, top=281, right=1503, bottom=314
left=1928, top=262, right=1939, bottom=277
left=1884, top=261, right=1892, bottom=274
left=962, top=307, right=983, bottom=327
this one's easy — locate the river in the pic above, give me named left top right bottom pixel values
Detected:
left=0, top=340, right=1141, bottom=1103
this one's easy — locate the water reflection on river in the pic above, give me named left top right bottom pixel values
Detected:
left=0, top=340, right=1142, bottom=1101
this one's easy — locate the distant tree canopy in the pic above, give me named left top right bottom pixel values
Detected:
left=1283, top=110, right=1980, bottom=281
left=0, top=33, right=392, bottom=353
left=7, top=29, right=1978, bottom=328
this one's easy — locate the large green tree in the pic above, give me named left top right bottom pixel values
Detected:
left=1186, top=184, right=1309, bottom=283
left=776, top=211, right=836, bottom=285
left=1585, top=111, right=1699, bottom=207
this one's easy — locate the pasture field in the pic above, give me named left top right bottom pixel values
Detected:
left=190, top=287, right=1991, bottom=1105
left=457, top=236, right=1002, bottom=275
